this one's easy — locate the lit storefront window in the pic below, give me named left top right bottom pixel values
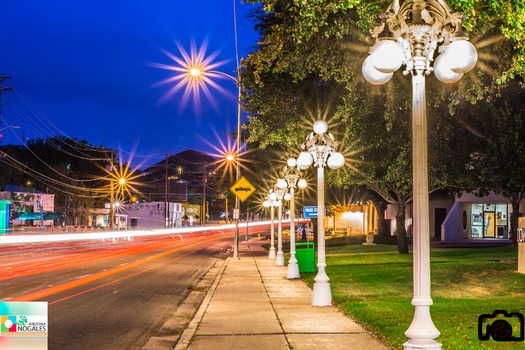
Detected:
left=470, top=203, right=509, bottom=239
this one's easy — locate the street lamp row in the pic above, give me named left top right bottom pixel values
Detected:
left=264, top=120, right=345, bottom=308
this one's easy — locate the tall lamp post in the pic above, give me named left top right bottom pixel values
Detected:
left=270, top=186, right=287, bottom=266
left=362, top=1, right=477, bottom=348
left=277, top=158, right=307, bottom=279
left=187, top=67, right=242, bottom=257
left=263, top=192, right=279, bottom=259
left=297, top=120, right=345, bottom=306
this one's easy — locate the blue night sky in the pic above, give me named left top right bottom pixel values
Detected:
left=0, top=1, right=259, bottom=168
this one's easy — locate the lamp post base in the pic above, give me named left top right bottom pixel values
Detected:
left=404, top=342, right=441, bottom=350
left=404, top=299, right=441, bottom=350
left=286, top=255, right=300, bottom=279
left=312, top=280, right=331, bottom=306
left=268, top=246, right=276, bottom=259
left=275, top=251, right=285, bottom=266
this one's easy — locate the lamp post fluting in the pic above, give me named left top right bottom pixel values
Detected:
left=362, top=1, right=477, bottom=348
left=277, top=158, right=307, bottom=279
left=297, top=120, right=345, bottom=306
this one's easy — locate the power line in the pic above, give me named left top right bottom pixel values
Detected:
left=0, top=75, right=14, bottom=145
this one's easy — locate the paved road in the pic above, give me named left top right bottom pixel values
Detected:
left=0, top=230, right=238, bottom=350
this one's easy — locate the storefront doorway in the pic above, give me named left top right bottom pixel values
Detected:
left=471, top=204, right=509, bottom=239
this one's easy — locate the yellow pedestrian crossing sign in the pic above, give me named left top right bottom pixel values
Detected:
left=230, top=176, right=256, bottom=202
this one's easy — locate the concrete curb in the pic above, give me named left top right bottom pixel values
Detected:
left=172, top=257, right=229, bottom=350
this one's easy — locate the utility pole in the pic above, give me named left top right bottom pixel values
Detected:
left=0, top=75, right=13, bottom=145
left=165, top=154, right=169, bottom=228
left=202, top=163, right=207, bottom=226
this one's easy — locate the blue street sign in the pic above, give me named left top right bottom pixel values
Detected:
left=303, top=206, right=318, bottom=218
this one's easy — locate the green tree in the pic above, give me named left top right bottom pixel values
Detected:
left=0, top=136, right=114, bottom=225
left=453, top=81, right=525, bottom=244
left=241, top=1, right=521, bottom=252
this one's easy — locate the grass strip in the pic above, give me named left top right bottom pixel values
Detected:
left=299, top=243, right=525, bottom=349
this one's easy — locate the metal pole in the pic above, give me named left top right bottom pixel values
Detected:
left=109, top=178, right=114, bottom=230
left=232, top=0, right=242, bottom=259
left=202, top=163, right=206, bottom=226
left=165, top=154, right=169, bottom=228
left=312, top=165, right=331, bottom=306
left=287, top=186, right=300, bottom=278
left=245, top=205, right=249, bottom=241
left=233, top=83, right=241, bottom=258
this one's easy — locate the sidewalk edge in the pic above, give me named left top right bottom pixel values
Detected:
left=172, top=257, right=229, bottom=350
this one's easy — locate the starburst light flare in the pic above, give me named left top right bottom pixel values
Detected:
left=151, top=40, right=233, bottom=113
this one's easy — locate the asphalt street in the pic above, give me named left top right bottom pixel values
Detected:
left=0, top=231, right=237, bottom=350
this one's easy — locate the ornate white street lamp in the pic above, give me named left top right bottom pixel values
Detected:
left=263, top=193, right=279, bottom=259
left=270, top=186, right=287, bottom=266
left=362, top=1, right=477, bottom=349
left=277, top=158, right=307, bottom=279
left=296, top=120, right=345, bottom=306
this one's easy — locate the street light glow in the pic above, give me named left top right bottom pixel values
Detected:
left=151, top=40, right=232, bottom=112
left=189, top=67, right=202, bottom=77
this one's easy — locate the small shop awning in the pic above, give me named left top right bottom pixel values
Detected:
left=13, top=212, right=43, bottom=220
left=13, top=212, right=60, bottom=220
left=44, top=213, right=60, bottom=220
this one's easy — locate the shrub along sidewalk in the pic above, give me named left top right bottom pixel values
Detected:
left=299, top=243, right=525, bottom=349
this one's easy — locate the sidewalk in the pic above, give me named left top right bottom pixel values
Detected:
left=174, top=238, right=390, bottom=350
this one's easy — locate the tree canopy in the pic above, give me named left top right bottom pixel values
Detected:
left=240, top=0, right=524, bottom=252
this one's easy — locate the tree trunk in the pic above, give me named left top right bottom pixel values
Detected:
left=396, top=201, right=409, bottom=254
left=511, top=200, right=520, bottom=246
left=373, top=200, right=389, bottom=236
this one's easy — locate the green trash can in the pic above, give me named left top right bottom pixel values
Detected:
left=295, top=242, right=316, bottom=273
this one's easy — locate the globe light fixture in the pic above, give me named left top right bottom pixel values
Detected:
left=278, top=158, right=307, bottom=279
left=438, top=40, right=478, bottom=74
left=433, top=53, right=463, bottom=84
left=362, top=56, right=394, bottom=85
left=362, top=1, right=478, bottom=348
left=369, top=40, right=405, bottom=73
left=297, top=120, right=345, bottom=306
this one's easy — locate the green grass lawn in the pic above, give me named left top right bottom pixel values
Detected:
left=299, top=243, right=525, bottom=349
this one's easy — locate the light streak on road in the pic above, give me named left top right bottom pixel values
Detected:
left=0, top=232, right=210, bottom=281
left=0, top=220, right=279, bottom=245
left=11, top=234, right=223, bottom=303
left=0, top=222, right=277, bottom=303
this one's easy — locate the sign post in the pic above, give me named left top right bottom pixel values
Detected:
left=303, top=205, right=320, bottom=219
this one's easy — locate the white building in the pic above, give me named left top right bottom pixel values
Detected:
left=0, top=190, right=55, bottom=226
left=119, top=202, right=184, bottom=229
